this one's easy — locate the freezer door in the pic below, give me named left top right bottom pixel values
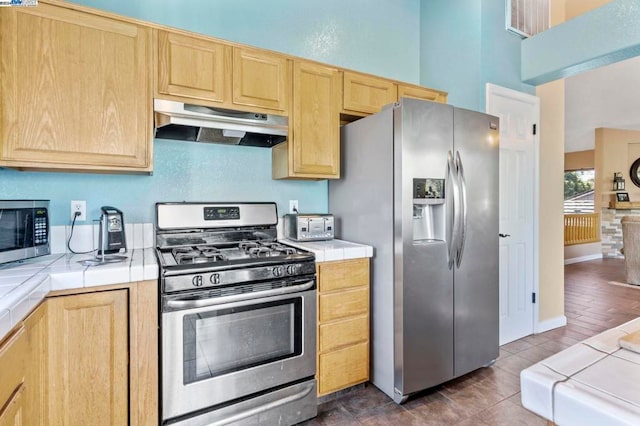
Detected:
left=452, top=108, right=500, bottom=377
left=394, top=98, right=455, bottom=398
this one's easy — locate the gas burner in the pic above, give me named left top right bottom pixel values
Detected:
left=173, top=246, right=227, bottom=264
left=239, top=242, right=260, bottom=251
left=261, top=242, right=297, bottom=255
left=248, top=247, right=272, bottom=258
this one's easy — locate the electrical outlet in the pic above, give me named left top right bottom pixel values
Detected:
left=70, top=200, right=86, bottom=221
left=289, top=200, right=299, bottom=214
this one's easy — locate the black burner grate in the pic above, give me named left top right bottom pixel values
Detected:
left=173, top=246, right=228, bottom=264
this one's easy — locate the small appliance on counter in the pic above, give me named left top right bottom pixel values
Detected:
left=0, top=200, right=50, bottom=265
left=80, top=206, right=127, bottom=266
left=283, top=213, right=334, bottom=241
left=98, top=206, right=126, bottom=255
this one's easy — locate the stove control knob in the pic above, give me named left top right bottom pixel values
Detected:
left=286, top=264, right=298, bottom=275
left=192, top=275, right=203, bottom=287
left=272, top=266, right=283, bottom=277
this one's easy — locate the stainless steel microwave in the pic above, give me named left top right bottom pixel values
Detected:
left=0, top=200, right=50, bottom=265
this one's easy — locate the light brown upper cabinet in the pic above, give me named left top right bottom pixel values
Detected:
left=342, top=71, right=397, bottom=115
left=232, top=47, right=290, bottom=114
left=156, top=30, right=290, bottom=115
left=0, top=2, right=153, bottom=172
left=157, top=30, right=232, bottom=105
left=273, top=60, right=341, bottom=180
left=398, top=84, right=448, bottom=104
left=342, top=71, right=448, bottom=117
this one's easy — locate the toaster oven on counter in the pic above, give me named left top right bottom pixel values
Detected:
left=283, top=213, right=334, bottom=241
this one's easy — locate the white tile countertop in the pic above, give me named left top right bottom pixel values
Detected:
left=280, top=238, right=373, bottom=262
left=521, top=317, right=640, bottom=425
left=0, top=249, right=158, bottom=342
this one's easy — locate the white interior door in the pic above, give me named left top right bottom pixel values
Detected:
left=486, top=84, right=539, bottom=345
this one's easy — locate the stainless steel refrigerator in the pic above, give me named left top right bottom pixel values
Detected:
left=329, top=97, right=499, bottom=403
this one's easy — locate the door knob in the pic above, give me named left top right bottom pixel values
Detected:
left=499, top=233, right=511, bottom=238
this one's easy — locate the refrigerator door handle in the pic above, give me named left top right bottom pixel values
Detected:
left=446, top=151, right=460, bottom=269
left=455, top=151, right=468, bottom=268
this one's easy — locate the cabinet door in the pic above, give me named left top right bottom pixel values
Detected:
left=47, top=290, right=128, bottom=425
left=0, top=385, right=25, bottom=426
left=157, top=30, right=232, bottom=104
left=274, top=60, right=340, bottom=179
left=24, top=303, right=48, bottom=426
left=343, top=71, right=397, bottom=114
left=0, top=327, right=26, bottom=415
left=0, top=4, right=152, bottom=172
left=398, top=84, right=447, bottom=104
left=233, top=47, right=289, bottom=113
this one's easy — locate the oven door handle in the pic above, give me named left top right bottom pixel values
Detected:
left=165, top=279, right=315, bottom=310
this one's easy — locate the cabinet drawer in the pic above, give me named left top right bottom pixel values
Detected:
left=319, top=287, right=368, bottom=322
left=318, top=258, right=369, bottom=292
left=319, top=315, right=368, bottom=353
left=318, top=342, right=368, bottom=395
left=0, top=327, right=26, bottom=408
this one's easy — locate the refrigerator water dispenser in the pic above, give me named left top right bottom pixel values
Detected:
left=413, top=178, right=445, bottom=242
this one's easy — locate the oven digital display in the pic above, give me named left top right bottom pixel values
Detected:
left=203, top=206, right=240, bottom=221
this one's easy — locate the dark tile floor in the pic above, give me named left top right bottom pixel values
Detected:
left=302, top=258, right=639, bottom=425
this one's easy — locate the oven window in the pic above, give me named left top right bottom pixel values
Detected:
left=182, top=298, right=302, bottom=384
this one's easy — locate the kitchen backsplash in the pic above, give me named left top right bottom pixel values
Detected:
left=50, top=223, right=155, bottom=254
left=51, top=220, right=288, bottom=253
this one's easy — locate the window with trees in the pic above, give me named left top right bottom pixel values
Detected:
left=564, top=169, right=594, bottom=213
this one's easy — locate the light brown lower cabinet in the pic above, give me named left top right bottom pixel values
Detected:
left=0, top=384, right=25, bottom=426
left=316, top=258, right=370, bottom=396
left=0, top=280, right=158, bottom=426
left=0, top=326, right=27, bottom=426
left=47, top=280, right=158, bottom=426
left=24, top=302, right=47, bottom=426
left=47, top=290, right=129, bottom=425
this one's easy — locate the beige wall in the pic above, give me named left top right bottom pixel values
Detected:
left=565, top=0, right=613, bottom=20
left=537, top=80, right=566, bottom=322
left=529, top=0, right=566, bottom=324
left=565, top=150, right=594, bottom=171
left=533, top=0, right=610, bottom=324
left=595, top=128, right=640, bottom=211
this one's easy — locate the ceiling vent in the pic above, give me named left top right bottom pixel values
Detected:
left=506, top=0, right=550, bottom=38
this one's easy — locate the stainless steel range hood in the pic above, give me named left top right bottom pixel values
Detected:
left=154, top=99, right=288, bottom=147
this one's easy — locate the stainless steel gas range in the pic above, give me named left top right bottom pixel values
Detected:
left=156, top=202, right=318, bottom=425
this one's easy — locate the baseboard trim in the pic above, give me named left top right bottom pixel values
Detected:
left=535, top=315, right=567, bottom=333
left=564, top=253, right=602, bottom=265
